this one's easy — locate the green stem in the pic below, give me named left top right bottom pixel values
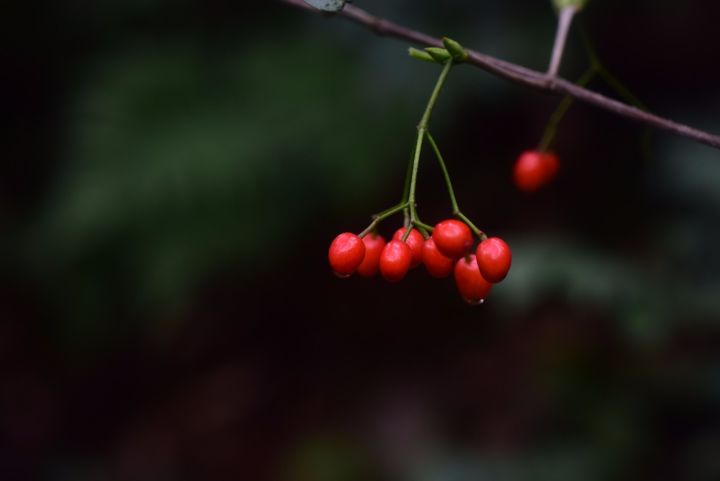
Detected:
left=413, top=220, right=434, bottom=232
left=578, top=24, right=602, bottom=70
left=425, top=131, right=459, bottom=214
left=401, top=146, right=414, bottom=203
left=457, top=212, right=486, bottom=241
left=401, top=146, right=414, bottom=227
left=408, top=59, right=454, bottom=224
left=372, top=202, right=406, bottom=220
left=426, top=112, right=486, bottom=241
left=538, top=67, right=596, bottom=152
left=400, top=224, right=414, bottom=242
left=360, top=202, right=409, bottom=238
left=597, top=67, right=648, bottom=111
left=578, top=24, right=652, bottom=159
left=579, top=24, right=648, bottom=111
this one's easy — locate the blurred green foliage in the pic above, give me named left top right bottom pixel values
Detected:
left=23, top=1, right=720, bottom=342
left=4, top=1, right=720, bottom=480
left=27, top=30, right=417, bottom=330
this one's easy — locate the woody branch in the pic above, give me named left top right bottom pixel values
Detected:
left=280, top=0, right=720, bottom=150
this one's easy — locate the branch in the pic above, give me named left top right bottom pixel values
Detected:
left=280, top=0, right=720, bottom=150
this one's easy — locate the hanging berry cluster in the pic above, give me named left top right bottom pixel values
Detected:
left=327, top=38, right=552, bottom=304
left=329, top=223, right=511, bottom=305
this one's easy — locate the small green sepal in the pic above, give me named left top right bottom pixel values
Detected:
left=408, top=47, right=435, bottom=63
left=553, top=0, right=588, bottom=10
left=441, top=37, right=469, bottom=62
left=425, top=47, right=451, bottom=63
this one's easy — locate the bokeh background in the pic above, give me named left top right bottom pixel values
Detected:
left=3, top=0, right=720, bottom=480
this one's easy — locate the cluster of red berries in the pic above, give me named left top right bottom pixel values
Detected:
left=328, top=220, right=511, bottom=305
left=513, top=150, right=559, bottom=192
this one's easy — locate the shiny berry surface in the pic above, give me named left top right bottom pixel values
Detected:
left=453, top=254, right=492, bottom=305
left=393, top=227, right=424, bottom=268
left=432, top=219, right=473, bottom=259
left=422, top=238, right=454, bottom=278
left=513, top=150, right=558, bottom=192
left=380, top=240, right=413, bottom=282
left=356, top=233, right=386, bottom=278
left=328, top=232, right=366, bottom=277
left=476, top=237, right=512, bottom=283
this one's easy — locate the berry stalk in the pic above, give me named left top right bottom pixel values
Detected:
left=424, top=132, right=459, bottom=214
left=407, top=58, right=454, bottom=227
left=538, top=66, right=596, bottom=152
left=425, top=132, right=486, bottom=240
left=359, top=202, right=409, bottom=238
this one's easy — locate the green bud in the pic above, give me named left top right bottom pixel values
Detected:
left=441, top=37, right=469, bottom=62
left=408, top=47, right=436, bottom=63
left=553, top=0, right=588, bottom=10
left=425, top=47, right=452, bottom=63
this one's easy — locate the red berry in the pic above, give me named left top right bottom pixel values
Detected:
left=454, top=255, right=492, bottom=305
left=422, top=238, right=454, bottom=278
left=380, top=240, right=413, bottom=282
left=328, top=232, right=366, bottom=277
left=543, top=151, right=559, bottom=179
left=393, top=227, right=424, bottom=268
left=432, top=219, right=473, bottom=259
left=513, top=150, right=558, bottom=192
left=476, top=237, right=512, bottom=283
left=356, top=233, right=386, bottom=278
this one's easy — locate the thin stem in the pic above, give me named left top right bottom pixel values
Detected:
left=360, top=202, right=409, bottom=237
left=372, top=202, right=407, bottom=220
left=400, top=220, right=431, bottom=240
left=418, top=59, right=453, bottom=129
left=579, top=24, right=648, bottom=112
left=408, top=59, right=454, bottom=224
left=408, top=132, right=425, bottom=223
left=547, top=6, right=577, bottom=77
left=281, top=0, right=720, bottom=150
left=579, top=24, right=654, bottom=160
left=538, top=66, right=596, bottom=151
left=400, top=224, right=414, bottom=241
left=401, top=146, right=414, bottom=203
left=597, top=67, right=648, bottom=112
left=578, top=24, right=601, bottom=69
left=426, top=131, right=485, bottom=240
left=413, top=219, right=434, bottom=232
left=457, top=212, right=486, bottom=241
left=401, top=146, right=414, bottom=226
left=425, top=131, right=459, bottom=214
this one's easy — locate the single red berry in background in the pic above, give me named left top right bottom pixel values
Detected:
left=476, top=237, right=512, bottom=283
left=432, top=219, right=473, bottom=259
left=356, top=233, right=386, bottom=278
left=380, top=240, right=413, bottom=282
left=422, top=238, right=454, bottom=278
left=513, top=150, right=545, bottom=192
left=454, top=254, right=493, bottom=305
left=542, top=151, right=559, bottom=179
left=393, top=227, right=424, bottom=267
left=513, top=150, right=558, bottom=192
left=328, top=232, right=366, bottom=278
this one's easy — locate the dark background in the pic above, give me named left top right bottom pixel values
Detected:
left=3, top=0, right=720, bottom=480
